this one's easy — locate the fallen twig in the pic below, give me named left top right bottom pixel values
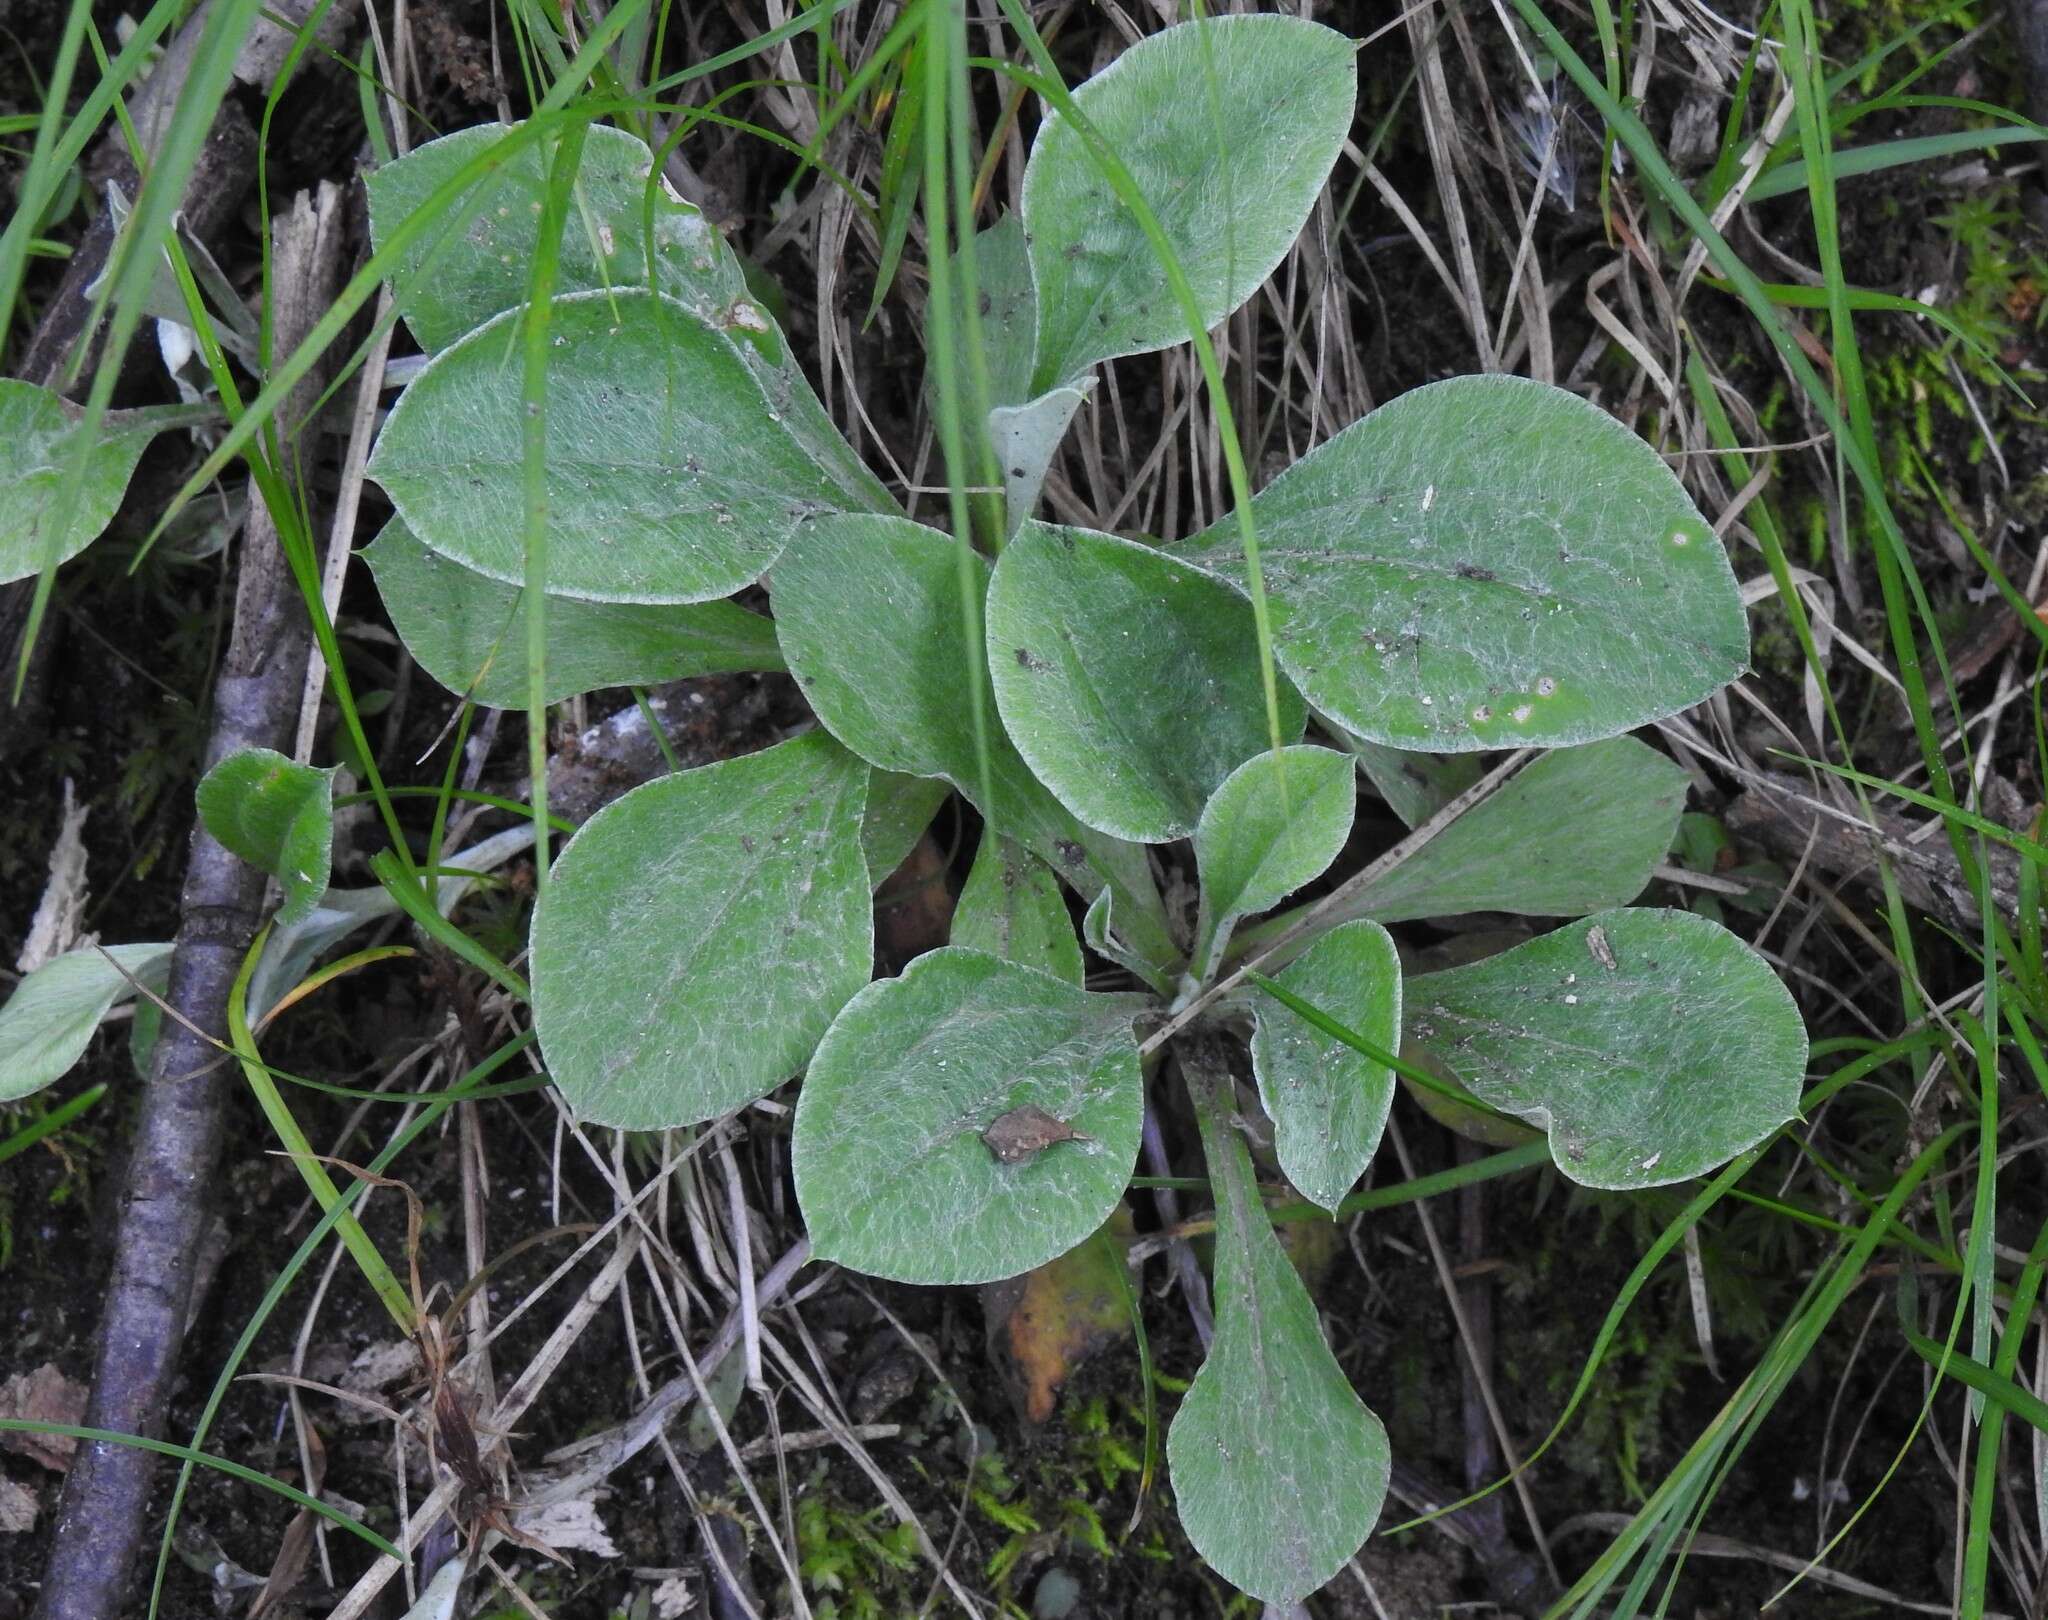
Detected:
left=34, top=183, right=346, bottom=1620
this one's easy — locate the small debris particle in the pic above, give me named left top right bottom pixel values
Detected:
left=1015, top=647, right=1051, bottom=672
left=1421, top=484, right=1436, bottom=513
left=1535, top=676, right=1557, bottom=697
left=982, top=1106, right=1090, bottom=1164
left=1587, top=925, right=1618, bottom=971
left=1512, top=704, right=1533, bottom=724
left=1641, top=1151, right=1663, bottom=1171
left=1669, top=529, right=1691, bottom=547
left=1471, top=705, right=1491, bottom=723
left=1455, top=562, right=1496, bottom=582
left=1563, top=993, right=1578, bottom=1005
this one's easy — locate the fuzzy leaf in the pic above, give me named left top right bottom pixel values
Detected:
left=530, top=730, right=871, bottom=1129
left=1406, top=909, right=1807, bottom=1189
left=1192, top=745, right=1354, bottom=980
left=367, top=123, right=890, bottom=509
left=860, top=770, right=951, bottom=887
left=1338, top=734, right=1482, bottom=829
left=1023, top=15, right=1356, bottom=389
left=1169, top=1056, right=1389, bottom=1603
left=369, top=290, right=861, bottom=604
left=1354, top=738, right=1688, bottom=922
left=0, top=943, right=174, bottom=1103
left=363, top=520, right=783, bottom=707
left=793, top=948, right=1147, bottom=1285
left=987, top=521, right=1304, bottom=844
left=770, top=512, right=1178, bottom=965
left=954, top=833, right=1084, bottom=986
left=1251, top=920, right=1400, bottom=1210
left=1180, top=376, right=1748, bottom=751
left=989, top=384, right=1091, bottom=539
left=195, top=749, right=340, bottom=928
left=0, top=383, right=190, bottom=584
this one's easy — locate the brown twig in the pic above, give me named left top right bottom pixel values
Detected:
left=33, top=184, right=346, bottom=1620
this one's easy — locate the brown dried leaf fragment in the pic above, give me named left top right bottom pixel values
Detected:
left=982, top=1105, right=1091, bottom=1165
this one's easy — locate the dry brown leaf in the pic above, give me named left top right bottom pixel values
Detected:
left=0, top=1475, right=38, bottom=1534
left=0, top=1364, right=88, bottom=1473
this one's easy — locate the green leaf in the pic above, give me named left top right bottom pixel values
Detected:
left=1336, top=733, right=1481, bottom=829
left=793, top=948, right=1147, bottom=1285
left=769, top=512, right=1172, bottom=963
left=1082, top=885, right=1176, bottom=995
left=1192, top=745, right=1354, bottom=980
left=368, top=290, right=861, bottom=604
left=1406, top=909, right=1807, bottom=1189
left=0, top=943, right=174, bottom=1103
left=989, top=384, right=1092, bottom=540
left=933, top=212, right=1037, bottom=410
left=195, top=748, right=340, bottom=928
left=1169, top=1049, right=1389, bottom=1603
left=1250, top=920, right=1400, bottom=1211
left=1023, top=14, right=1356, bottom=389
left=987, top=521, right=1304, bottom=844
left=860, top=770, right=951, bottom=887
left=1352, top=738, right=1689, bottom=922
left=362, top=519, right=784, bottom=708
left=954, top=833, right=1084, bottom=986
left=1180, top=376, right=1748, bottom=751
left=530, top=730, right=872, bottom=1129
left=366, top=122, right=890, bottom=510
left=367, top=122, right=745, bottom=354
left=0, top=383, right=190, bottom=584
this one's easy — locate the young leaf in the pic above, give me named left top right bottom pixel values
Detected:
left=0, top=943, right=174, bottom=1103
left=368, top=290, right=859, bottom=604
left=930, top=212, right=1037, bottom=410
left=989, top=384, right=1092, bottom=539
left=1191, top=745, right=1354, bottom=980
left=1179, top=376, right=1748, bottom=751
left=860, top=770, right=951, bottom=887
left=954, top=833, right=1084, bottom=986
left=1168, top=1044, right=1389, bottom=1603
left=1406, top=909, right=1807, bottom=1189
left=530, top=730, right=871, bottom=1129
left=0, top=383, right=196, bottom=584
left=362, top=520, right=784, bottom=708
left=1250, top=920, right=1399, bottom=1211
left=792, top=948, right=1147, bottom=1285
left=770, top=513, right=1178, bottom=965
left=1351, top=738, right=1689, bottom=921
left=366, top=122, right=890, bottom=510
left=1023, top=15, right=1356, bottom=390
left=987, top=521, right=1305, bottom=844
left=194, top=748, right=340, bottom=928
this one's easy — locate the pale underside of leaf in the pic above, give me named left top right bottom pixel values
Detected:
left=0, top=943, right=175, bottom=1103
left=1180, top=375, right=1748, bottom=752
left=1406, top=908, right=1807, bottom=1189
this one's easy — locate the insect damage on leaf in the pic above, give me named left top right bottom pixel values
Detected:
left=982, top=1105, right=1091, bottom=1164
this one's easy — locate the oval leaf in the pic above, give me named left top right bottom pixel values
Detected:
left=770, top=513, right=1179, bottom=967
left=1250, top=920, right=1400, bottom=1211
left=1192, top=745, right=1354, bottom=979
left=363, top=519, right=783, bottom=707
left=1180, top=376, right=1748, bottom=750
left=0, top=943, right=174, bottom=1102
left=531, top=730, right=872, bottom=1129
left=369, top=290, right=857, bottom=604
left=1023, top=15, right=1356, bottom=388
left=1406, top=909, right=1807, bottom=1189
left=1353, top=738, right=1688, bottom=922
left=792, top=948, right=1147, bottom=1285
left=195, top=748, right=339, bottom=928
left=954, top=833, right=1084, bottom=986
left=987, top=521, right=1304, bottom=843
left=1169, top=1058, right=1389, bottom=1603
left=367, top=123, right=890, bottom=510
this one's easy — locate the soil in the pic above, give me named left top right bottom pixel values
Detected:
left=4, top=1, right=2046, bottom=1617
